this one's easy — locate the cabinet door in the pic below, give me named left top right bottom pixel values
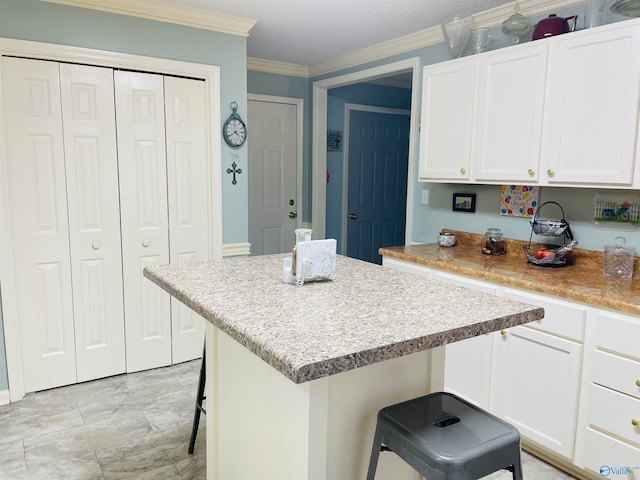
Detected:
left=165, top=76, right=209, bottom=363
left=60, top=63, right=126, bottom=382
left=472, top=44, right=548, bottom=183
left=492, top=326, right=582, bottom=458
left=115, top=71, right=172, bottom=372
left=418, top=58, right=474, bottom=181
left=1, top=57, right=77, bottom=392
left=435, top=272, right=498, bottom=409
left=542, top=25, right=640, bottom=186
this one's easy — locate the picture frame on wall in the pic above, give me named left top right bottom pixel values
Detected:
left=453, top=193, right=476, bottom=213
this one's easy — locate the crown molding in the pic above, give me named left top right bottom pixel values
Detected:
left=309, top=0, right=583, bottom=77
left=40, top=0, right=256, bottom=36
left=247, top=57, right=309, bottom=77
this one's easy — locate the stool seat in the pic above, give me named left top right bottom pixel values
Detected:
left=366, top=392, right=522, bottom=480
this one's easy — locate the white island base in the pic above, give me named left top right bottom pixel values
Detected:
left=205, top=323, right=445, bottom=480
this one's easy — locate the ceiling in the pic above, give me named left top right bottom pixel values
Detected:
left=165, top=0, right=521, bottom=66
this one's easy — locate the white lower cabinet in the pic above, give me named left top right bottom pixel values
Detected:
left=492, top=325, right=582, bottom=458
left=581, top=310, right=640, bottom=476
left=381, top=257, right=640, bottom=476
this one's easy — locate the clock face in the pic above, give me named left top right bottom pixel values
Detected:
left=224, top=117, right=247, bottom=147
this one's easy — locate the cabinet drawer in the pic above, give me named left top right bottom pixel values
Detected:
left=592, top=350, right=640, bottom=400
left=583, top=428, right=640, bottom=476
left=433, top=271, right=498, bottom=295
left=502, top=288, right=586, bottom=341
left=595, top=311, right=640, bottom=360
left=382, top=258, right=432, bottom=279
left=588, top=384, right=640, bottom=446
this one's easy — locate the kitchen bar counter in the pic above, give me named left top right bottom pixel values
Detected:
left=144, top=253, right=544, bottom=480
left=144, top=253, right=543, bottom=383
left=380, top=230, right=640, bottom=316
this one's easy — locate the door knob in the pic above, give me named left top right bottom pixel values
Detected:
left=142, top=239, right=151, bottom=247
left=91, top=241, right=101, bottom=250
left=288, top=211, right=297, bottom=219
left=349, top=213, right=357, bottom=220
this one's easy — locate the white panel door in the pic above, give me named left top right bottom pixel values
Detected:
left=60, top=63, right=126, bottom=382
left=248, top=100, right=298, bottom=255
left=164, top=76, right=208, bottom=363
left=115, top=70, right=171, bottom=372
left=1, top=57, right=76, bottom=392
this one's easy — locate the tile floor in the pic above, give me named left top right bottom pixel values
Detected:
left=0, top=359, right=579, bottom=480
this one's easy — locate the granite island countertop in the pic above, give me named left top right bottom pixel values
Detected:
left=380, top=230, right=640, bottom=316
left=144, top=254, right=543, bottom=384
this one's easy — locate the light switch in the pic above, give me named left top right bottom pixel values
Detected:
left=421, top=189, right=429, bottom=205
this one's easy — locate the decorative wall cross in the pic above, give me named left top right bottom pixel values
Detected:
left=226, top=154, right=242, bottom=185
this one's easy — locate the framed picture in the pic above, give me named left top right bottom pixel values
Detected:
left=453, top=193, right=476, bottom=213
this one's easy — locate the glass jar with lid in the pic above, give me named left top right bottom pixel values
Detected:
left=603, top=236, right=635, bottom=278
left=482, top=228, right=507, bottom=255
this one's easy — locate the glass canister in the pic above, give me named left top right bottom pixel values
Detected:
left=482, top=228, right=507, bottom=255
left=603, top=236, right=635, bottom=278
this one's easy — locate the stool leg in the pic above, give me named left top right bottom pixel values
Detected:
left=366, top=425, right=383, bottom=480
left=188, top=345, right=206, bottom=454
left=511, top=452, right=523, bottom=480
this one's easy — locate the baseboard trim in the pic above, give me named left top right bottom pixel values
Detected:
left=0, top=390, right=10, bottom=405
left=222, top=242, right=251, bottom=257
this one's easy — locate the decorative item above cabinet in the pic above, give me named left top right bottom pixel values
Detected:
left=418, top=18, right=640, bottom=189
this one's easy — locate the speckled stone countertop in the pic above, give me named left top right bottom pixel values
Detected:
left=380, top=230, right=640, bottom=316
left=144, top=254, right=543, bottom=384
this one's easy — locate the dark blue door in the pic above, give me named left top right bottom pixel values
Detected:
left=346, top=109, right=410, bottom=264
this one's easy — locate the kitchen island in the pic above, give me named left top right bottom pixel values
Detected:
left=144, top=254, right=544, bottom=480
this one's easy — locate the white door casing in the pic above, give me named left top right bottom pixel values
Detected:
left=0, top=38, right=222, bottom=401
left=115, top=70, right=172, bottom=373
left=248, top=96, right=302, bottom=255
left=1, top=57, right=77, bottom=392
left=165, top=75, right=208, bottom=363
left=60, top=62, right=126, bottom=382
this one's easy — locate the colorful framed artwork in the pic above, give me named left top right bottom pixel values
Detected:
left=500, top=185, right=539, bottom=217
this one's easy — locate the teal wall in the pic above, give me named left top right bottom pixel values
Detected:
left=0, top=0, right=249, bottom=394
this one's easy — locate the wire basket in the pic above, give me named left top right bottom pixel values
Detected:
left=530, top=201, right=573, bottom=238
left=523, top=243, right=572, bottom=267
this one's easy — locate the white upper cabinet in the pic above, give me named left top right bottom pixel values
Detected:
left=472, top=43, right=548, bottom=183
left=419, top=18, right=640, bottom=188
left=542, top=23, right=640, bottom=187
left=419, top=57, right=475, bottom=181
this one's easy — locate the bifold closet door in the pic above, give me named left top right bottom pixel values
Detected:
left=59, top=63, right=126, bottom=382
left=2, top=57, right=76, bottom=392
left=164, top=76, right=208, bottom=364
left=115, top=70, right=172, bottom=372
left=2, top=57, right=126, bottom=392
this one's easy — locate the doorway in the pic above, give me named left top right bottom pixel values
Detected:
left=247, top=94, right=304, bottom=255
left=312, top=58, right=420, bottom=245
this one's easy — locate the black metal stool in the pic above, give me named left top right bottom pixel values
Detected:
left=188, top=343, right=206, bottom=454
left=366, top=391, right=523, bottom=480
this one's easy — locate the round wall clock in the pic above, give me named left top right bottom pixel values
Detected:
left=223, top=101, right=247, bottom=148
